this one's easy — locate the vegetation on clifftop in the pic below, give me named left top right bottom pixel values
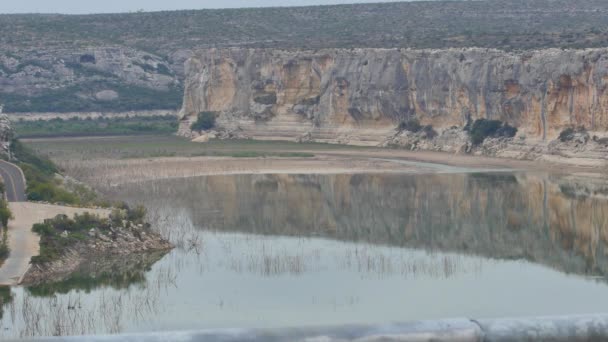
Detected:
left=2, top=1, right=608, bottom=53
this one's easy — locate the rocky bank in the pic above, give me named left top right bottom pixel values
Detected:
left=180, top=48, right=608, bottom=164
left=21, top=221, right=173, bottom=286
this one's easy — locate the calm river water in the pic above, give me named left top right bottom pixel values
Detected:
left=2, top=172, right=608, bottom=338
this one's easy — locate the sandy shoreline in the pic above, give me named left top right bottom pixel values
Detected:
left=25, top=135, right=608, bottom=190
left=57, top=151, right=547, bottom=191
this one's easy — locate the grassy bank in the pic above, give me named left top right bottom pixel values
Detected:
left=24, top=135, right=370, bottom=161
left=13, top=115, right=178, bottom=138
left=11, top=140, right=103, bottom=205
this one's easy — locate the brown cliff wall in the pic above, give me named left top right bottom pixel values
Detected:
left=180, top=48, right=608, bottom=148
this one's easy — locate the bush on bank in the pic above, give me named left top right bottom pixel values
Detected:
left=468, top=119, right=518, bottom=145
left=191, top=111, right=217, bottom=131
left=31, top=204, right=147, bottom=264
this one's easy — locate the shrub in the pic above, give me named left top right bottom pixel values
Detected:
left=469, top=119, right=517, bottom=145
left=127, top=205, right=147, bottom=223
left=0, top=201, right=12, bottom=229
left=398, top=118, right=422, bottom=133
left=595, top=137, right=608, bottom=146
left=559, top=127, right=576, bottom=142
left=422, top=125, right=438, bottom=139
left=12, top=139, right=88, bottom=205
left=0, top=243, right=8, bottom=260
left=191, top=111, right=217, bottom=131
left=496, top=123, right=518, bottom=138
left=11, top=140, right=57, bottom=175
left=32, top=222, right=55, bottom=236
left=253, top=93, right=278, bottom=105
left=156, top=64, right=172, bottom=76
left=79, top=54, right=96, bottom=64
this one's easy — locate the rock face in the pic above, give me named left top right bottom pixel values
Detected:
left=21, top=224, right=173, bottom=286
left=180, top=47, right=608, bottom=150
left=0, top=106, right=14, bottom=157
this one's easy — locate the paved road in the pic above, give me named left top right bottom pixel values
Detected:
left=0, top=160, right=26, bottom=202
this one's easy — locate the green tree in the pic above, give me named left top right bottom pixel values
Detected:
left=191, top=112, right=217, bottom=131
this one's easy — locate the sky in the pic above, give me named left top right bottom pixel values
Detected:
left=0, top=0, right=415, bottom=15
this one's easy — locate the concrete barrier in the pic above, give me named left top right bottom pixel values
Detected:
left=24, top=314, right=608, bottom=342
left=478, top=314, right=608, bottom=342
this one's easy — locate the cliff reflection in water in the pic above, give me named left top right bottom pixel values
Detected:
left=112, top=172, right=608, bottom=279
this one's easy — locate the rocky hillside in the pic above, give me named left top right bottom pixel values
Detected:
left=0, top=106, right=14, bottom=157
left=0, top=48, right=182, bottom=113
left=3, top=0, right=608, bottom=113
left=179, top=47, right=608, bottom=161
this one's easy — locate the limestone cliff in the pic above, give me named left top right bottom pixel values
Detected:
left=180, top=48, right=608, bottom=155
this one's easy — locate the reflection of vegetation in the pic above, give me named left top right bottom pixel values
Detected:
left=14, top=115, right=178, bottom=138
left=469, top=172, right=518, bottom=185
left=26, top=249, right=169, bottom=298
left=559, top=181, right=608, bottom=200
left=27, top=269, right=146, bottom=297
left=0, top=286, right=12, bottom=320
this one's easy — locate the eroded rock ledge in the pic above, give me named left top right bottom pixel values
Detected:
left=21, top=223, right=173, bottom=286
